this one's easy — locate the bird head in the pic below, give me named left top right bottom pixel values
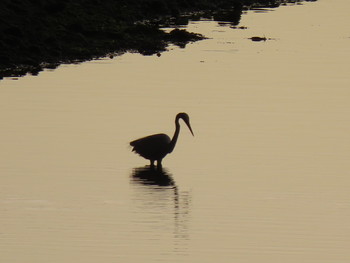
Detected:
left=176, top=112, right=194, bottom=136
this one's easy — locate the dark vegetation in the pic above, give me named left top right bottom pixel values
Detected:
left=0, top=0, right=317, bottom=78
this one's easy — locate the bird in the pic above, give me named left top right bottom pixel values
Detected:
left=130, top=112, right=194, bottom=168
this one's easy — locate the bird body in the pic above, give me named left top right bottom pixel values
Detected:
left=130, top=133, right=171, bottom=161
left=130, top=113, right=194, bottom=167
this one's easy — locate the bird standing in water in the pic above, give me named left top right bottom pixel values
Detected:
left=130, top=113, right=194, bottom=168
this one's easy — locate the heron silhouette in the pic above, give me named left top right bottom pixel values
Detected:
left=130, top=112, right=194, bottom=168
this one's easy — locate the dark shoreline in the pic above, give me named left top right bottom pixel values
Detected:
left=0, top=0, right=316, bottom=79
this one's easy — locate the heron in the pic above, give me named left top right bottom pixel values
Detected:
left=130, top=112, right=194, bottom=167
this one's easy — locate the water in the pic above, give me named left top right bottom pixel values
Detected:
left=1, top=0, right=350, bottom=262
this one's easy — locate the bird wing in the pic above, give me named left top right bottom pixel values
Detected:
left=130, top=134, right=171, bottom=159
left=130, top=133, right=170, bottom=146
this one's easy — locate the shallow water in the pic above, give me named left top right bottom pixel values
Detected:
left=1, top=0, right=350, bottom=262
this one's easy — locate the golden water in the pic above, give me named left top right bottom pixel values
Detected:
left=1, top=0, right=350, bottom=262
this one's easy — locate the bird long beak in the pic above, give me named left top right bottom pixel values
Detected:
left=185, top=120, right=194, bottom=136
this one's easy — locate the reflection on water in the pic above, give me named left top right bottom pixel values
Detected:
left=131, top=166, right=176, bottom=186
left=131, top=166, right=191, bottom=255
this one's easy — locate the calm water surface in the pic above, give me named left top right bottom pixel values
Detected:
left=1, top=0, right=350, bottom=262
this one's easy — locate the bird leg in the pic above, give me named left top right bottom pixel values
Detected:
left=157, top=159, right=162, bottom=169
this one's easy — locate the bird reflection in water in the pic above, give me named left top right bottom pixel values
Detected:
left=131, top=166, right=191, bottom=254
left=131, top=166, right=175, bottom=187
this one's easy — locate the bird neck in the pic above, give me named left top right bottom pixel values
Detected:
left=169, top=119, right=180, bottom=153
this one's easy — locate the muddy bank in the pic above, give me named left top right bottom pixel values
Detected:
left=0, top=0, right=316, bottom=78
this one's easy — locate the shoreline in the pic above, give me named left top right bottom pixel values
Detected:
left=0, top=0, right=315, bottom=79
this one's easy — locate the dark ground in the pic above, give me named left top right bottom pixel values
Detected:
left=0, top=0, right=316, bottom=78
